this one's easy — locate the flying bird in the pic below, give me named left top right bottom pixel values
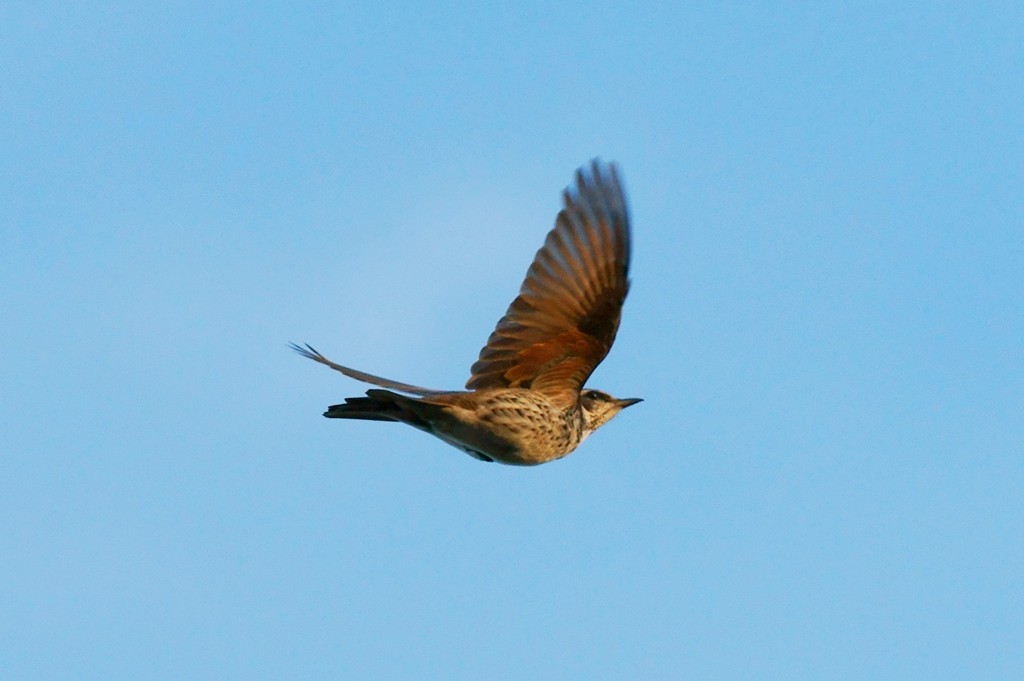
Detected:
left=291, top=160, right=640, bottom=465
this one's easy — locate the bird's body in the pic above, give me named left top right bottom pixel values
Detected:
left=327, top=388, right=586, bottom=465
left=292, top=160, right=640, bottom=465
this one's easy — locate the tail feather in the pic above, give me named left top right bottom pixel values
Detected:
left=325, top=393, right=409, bottom=419
left=324, top=395, right=400, bottom=421
left=323, top=389, right=434, bottom=431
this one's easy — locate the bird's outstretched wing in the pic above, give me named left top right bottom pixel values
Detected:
left=289, top=343, right=444, bottom=396
left=466, top=160, right=631, bottom=395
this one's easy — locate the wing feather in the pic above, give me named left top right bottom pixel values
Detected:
left=289, top=343, right=444, bottom=396
left=466, top=160, right=631, bottom=393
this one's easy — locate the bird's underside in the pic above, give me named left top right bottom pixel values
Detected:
left=291, top=159, right=638, bottom=465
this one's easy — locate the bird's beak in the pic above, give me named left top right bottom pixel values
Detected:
left=616, top=397, right=643, bottom=408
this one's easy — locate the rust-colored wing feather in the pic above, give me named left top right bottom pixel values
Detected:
left=466, top=160, right=631, bottom=394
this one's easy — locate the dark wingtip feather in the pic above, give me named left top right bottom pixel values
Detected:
left=288, top=342, right=322, bottom=361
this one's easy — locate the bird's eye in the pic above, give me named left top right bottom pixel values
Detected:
left=585, top=390, right=603, bottom=400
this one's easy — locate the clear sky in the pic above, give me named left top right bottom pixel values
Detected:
left=2, top=3, right=1022, bottom=679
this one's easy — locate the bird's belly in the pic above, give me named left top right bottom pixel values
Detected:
left=430, top=418, right=576, bottom=466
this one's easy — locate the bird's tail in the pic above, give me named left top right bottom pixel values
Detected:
left=323, top=389, right=433, bottom=431
left=324, top=397, right=394, bottom=421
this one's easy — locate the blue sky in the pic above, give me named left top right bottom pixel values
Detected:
left=2, top=2, right=1022, bottom=679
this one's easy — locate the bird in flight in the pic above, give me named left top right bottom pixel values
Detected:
left=291, top=159, right=640, bottom=465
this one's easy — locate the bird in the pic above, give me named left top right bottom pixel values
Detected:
left=290, top=159, right=641, bottom=465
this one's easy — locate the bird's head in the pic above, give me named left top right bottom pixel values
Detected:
left=579, top=389, right=643, bottom=433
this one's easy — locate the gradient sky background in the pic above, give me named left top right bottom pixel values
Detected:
left=3, top=3, right=1022, bottom=679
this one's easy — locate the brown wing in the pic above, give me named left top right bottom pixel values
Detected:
left=466, top=160, right=631, bottom=394
left=289, top=343, right=444, bottom=396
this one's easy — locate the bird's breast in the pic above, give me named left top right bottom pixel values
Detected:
left=436, top=390, right=584, bottom=465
